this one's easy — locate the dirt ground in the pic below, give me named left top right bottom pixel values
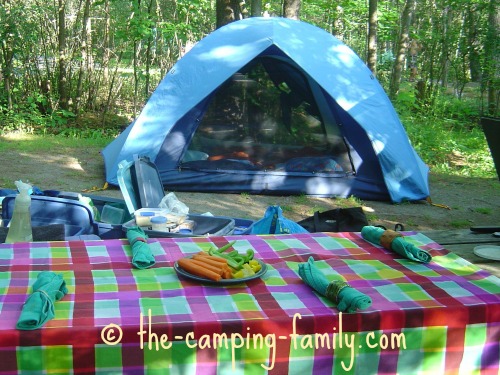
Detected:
left=0, top=135, right=499, bottom=231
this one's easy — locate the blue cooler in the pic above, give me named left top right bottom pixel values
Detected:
left=58, top=192, right=132, bottom=239
left=1, top=195, right=96, bottom=237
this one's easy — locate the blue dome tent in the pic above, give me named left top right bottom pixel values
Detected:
left=102, top=17, right=429, bottom=203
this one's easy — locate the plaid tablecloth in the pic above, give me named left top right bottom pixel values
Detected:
left=0, top=232, right=499, bottom=374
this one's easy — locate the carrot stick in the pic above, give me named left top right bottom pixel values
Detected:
left=222, top=268, right=233, bottom=279
left=177, top=258, right=221, bottom=281
left=193, top=254, right=229, bottom=268
left=196, top=251, right=210, bottom=256
left=196, top=252, right=228, bottom=264
left=188, top=258, right=225, bottom=275
left=193, top=255, right=232, bottom=279
left=187, top=255, right=234, bottom=279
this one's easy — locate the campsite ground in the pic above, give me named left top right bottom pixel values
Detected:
left=1, top=132, right=498, bottom=231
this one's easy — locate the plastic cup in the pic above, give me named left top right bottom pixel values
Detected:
left=150, top=216, right=167, bottom=231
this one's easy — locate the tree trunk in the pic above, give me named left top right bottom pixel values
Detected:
left=76, top=0, right=92, bottom=113
left=439, top=6, right=451, bottom=88
left=58, top=0, right=69, bottom=110
left=216, top=0, right=244, bottom=28
left=367, top=0, right=378, bottom=75
left=133, top=0, right=142, bottom=115
left=0, top=0, right=15, bottom=110
left=103, top=0, right=111, bottom=83
left=101, top=51, right=124, bottom=126
left=250, top=0, right=262, bottom=17
left=282, top=0, right=301, bottom=19
left=466, top=3, right=481, bottom=82
left=145, top=0, right=155, bottom=98
left=389, top=0, right=416, bottom=100
left=483, top=0, right=499, bottom=116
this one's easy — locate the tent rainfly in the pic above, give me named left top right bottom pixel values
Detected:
left=102, top=17, right=429, bottom=203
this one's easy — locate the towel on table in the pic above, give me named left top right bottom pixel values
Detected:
left=361, top=226, right=432, bottom=263
left=126, top=226, right=155, bottom=269
left=16, top=271, right=68, bottom=330
left=298, top=256, right=372, bottom=313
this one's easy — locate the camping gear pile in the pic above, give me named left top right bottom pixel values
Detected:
left=0, top=155, right=372, bottom=242
left=1, top=17, right=429, bottom=242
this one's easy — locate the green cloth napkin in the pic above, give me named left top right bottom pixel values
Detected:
left=16, top=271, right=68, bottom=330
left=361, top=226, right=432, bottom=263
left=126, top=226, right=155, bottom=269
left=298, top=257, right=372, bottom=313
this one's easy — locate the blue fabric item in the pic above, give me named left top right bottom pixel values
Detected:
left=298, top=257, right=371, bottom=313
left=361, top=226, right=432, bottom=263
left=126, top=226, right=155, bottom=269
left=16, top=271, right=68, bottom=330
left=102, top=17, right=429, bottom=203
left=251, top=206, right=309, bottom=235
left=31, top=186, right=44, bottom=195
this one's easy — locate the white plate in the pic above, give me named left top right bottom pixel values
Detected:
left=473, top=245, right=500, bottom=261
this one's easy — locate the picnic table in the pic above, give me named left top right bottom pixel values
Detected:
left=0, top=231, right=498, bottom=374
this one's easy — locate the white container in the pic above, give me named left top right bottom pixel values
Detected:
left=175, top=220, right=196, bottom=233
left=134, top=207, right=186, bottom=227
left=150, top=215, right=167, bottom=231
left=134, top=209, right=159, bottom=227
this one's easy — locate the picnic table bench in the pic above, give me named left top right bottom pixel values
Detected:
left=422, top=229, right=500, bottom=277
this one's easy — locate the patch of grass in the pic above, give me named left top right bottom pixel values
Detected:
left=327, top=196, right=365, bottom=209
left=239, top=192, right=251, bottom=200
left=404, top=219, right=418, bottom=228
left=475, top=207, right=492, bottom=215
left=0, top=109, right=126, bottom=139
left=393, top=82, right=495, bottom=179
left=365, top=212, right=379, bottom=222
left=450, top=219, right=471, bottom=228
left=345, top=196, right=365, bottom=207
left=64, top=170, right=87, bottom=179
left=306, top=205, right=323, bottom=215
left=293, top=194, right=309, bottom=205
left=399, top=109, right=495, bottom=179
left=0, top=133, right=110, bottom=153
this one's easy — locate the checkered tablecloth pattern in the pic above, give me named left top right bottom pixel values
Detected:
left=0, top=232, right=499, bottom=374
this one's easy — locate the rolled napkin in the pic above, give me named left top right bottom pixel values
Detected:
left=361, top=226, right=432, bottom=263
left=126, top=226, right=155, bottom=269
left=298, top=256, right=372, bottom=313
left=16, top=271, right=68, bottom=330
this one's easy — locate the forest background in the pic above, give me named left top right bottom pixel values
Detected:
left=0, top=0, right=499, bottom=182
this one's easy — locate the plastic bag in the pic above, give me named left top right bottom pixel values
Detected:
left=159, top=193, right=189, bottom=216
left=250, top=206, right=309, bottom=235
left=78, top=194, right=101, bottom=221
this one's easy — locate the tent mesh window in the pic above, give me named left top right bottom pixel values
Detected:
left=182, top=57, right=353, bottom=175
